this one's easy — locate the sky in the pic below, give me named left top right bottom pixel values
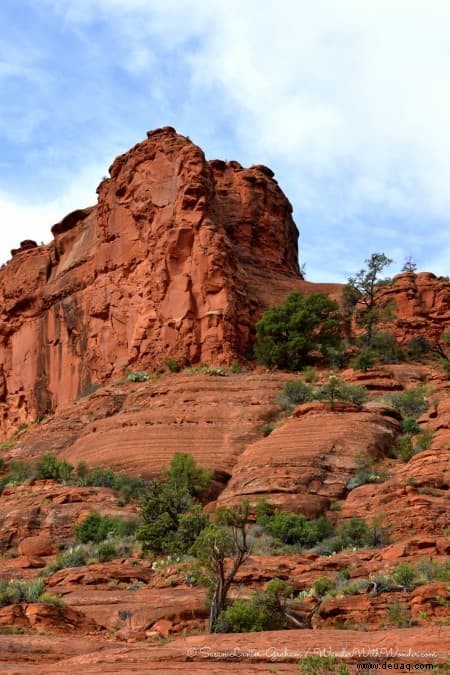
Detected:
left=1, top=0, right=450, bottom=281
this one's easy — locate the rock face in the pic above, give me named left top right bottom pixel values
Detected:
left=216, top=401, right=400, bottom=514
left=378, top=271, right=450, bottom=344
left=3, top=372, right=289, bottom=481
left=0, top=481, right=137, bottom=552
left=0, top=127, right=304, bottom=437
left=342, top=448, right=450, bottom=536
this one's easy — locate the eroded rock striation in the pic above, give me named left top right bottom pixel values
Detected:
left=216, top=400, right=400, bottom=514
left=378, top=271, right=450, bottom=345
left=0, top=127, right=303, bottom=435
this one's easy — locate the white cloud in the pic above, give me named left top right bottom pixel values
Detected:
left=0, top=162, right=102, bottom=264
left=49, top=1, right=450, bottom=212
left=3, top=0, right=450, bottom=278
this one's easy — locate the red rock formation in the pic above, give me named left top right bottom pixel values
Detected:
left=341, top=448, right=450, bottom=537
left=0, top=602, right=99, bottom=634
left=0, top=482, right=137, bottom=552
left=0, top=127, right=309, bottom=437
left=2, top=372, right=290, bottom=480
left=216, top=401, right=400, bottom=514
left=377, top=271, right=450, bottom=344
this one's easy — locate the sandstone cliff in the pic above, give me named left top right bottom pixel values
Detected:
left=0, top=127, right=305, bottom=435
left=377, top=271, right=450, bottom=345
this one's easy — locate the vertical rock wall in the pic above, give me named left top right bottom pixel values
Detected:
left=0, top=127, right=302, bottom=435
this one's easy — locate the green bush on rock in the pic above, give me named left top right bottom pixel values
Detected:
left=255, top=292, right=342, bottom=370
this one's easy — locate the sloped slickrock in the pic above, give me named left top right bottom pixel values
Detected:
left=54, top=586, right=207, bottom=634
left=23, top=627, right=450, bottom=673
left=0, top=127, right=325, bottom=437
left=3, top=373, right=290, bottom=479
left=341, top=449, right=450, bottom=536
left=216, top=401, right=399, bottom=514
left=340, top=368, right=404, bottom=391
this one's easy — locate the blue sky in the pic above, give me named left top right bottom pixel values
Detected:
left=1, top=0, right=450, bottom=281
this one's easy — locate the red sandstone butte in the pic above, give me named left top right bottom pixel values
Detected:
left=0, top=127, right=306, bottom=435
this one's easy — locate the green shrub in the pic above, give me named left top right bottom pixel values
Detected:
left=126, top=371, right=151, bottom=382
left=255, top=291, right=342, bottom=371
left=400, top=417, right=421, bottom=434
left=331, top=518, right=372, bottom=551
left=167, top=506, right=210, bottom=555
left=312, top=576, right=335, bottom=597
left=260, top=423, right=274, bottom=437
left=164, top=357, right=180, bottom=373
left=388, top=601, right=411, bottom=627
left=0, top=578, right=45, bottom=605
left=76, top=461, right=88, bottom=482
left=346, top=453, right=386, bottom=490
left=254, top=497, right=276, bottom=525
left=323, top=347, right=347, bottom=369
left=49, top=545, right=89, bottom=572
left=392, top=563, right=420, bottom=590
left=35, top=454, right=74, bottom=482
left=38, top=592, right=66, bottom=607
left=371, top=331, right=404, bottom=364
left=136, top=453, right=211, bottom=555
left=278, top=380, right=314, bottom=410
left=302, top=366, right=317, bottom=383
left=215, top=598, right=269, bottom=633
left=255, top=501, right=379, bottom=554
left=255, top=503, right=333, bottom=549
left=0, top=439, right=17, bottom=452
left=384, top=388, right=428, bottom=418
left=395, top=428, right=433, bottom=462
left=162, top=452, right=212, bottom=497
left=314, top=376, right=367, bottom=406
left=351, top=347, right=376, bottom=371
left=298, top=655, right=350, bottom=674
left=203, top=365, right=228, bottom=376
left=415, top=429, right=433, bottom=451
left=137, top=504, right=208, bottom=556
left=75, top=512, right=137, bottom=543
left=230, top=360, right=242, bottom=374
left=75, top=512, right=116, bottom=543
left=215, top=578, right=291, bottom=633
left=6, top=461, right=34, bottom=484
left=78, top=465, right=146, bottom=500
left=396, top=435, right=415, bottom=462
left=0, top=582, right=21, bottom=605
left=406, top=335, right=430, bottom=359
left=418, top=559, right=450, bottom=583
left=183, top=364, right=230, bottom=376
left=96, top=541, right=118, bottom=562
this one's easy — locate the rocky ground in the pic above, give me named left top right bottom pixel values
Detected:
left=0, top=364, right=449, bottom=673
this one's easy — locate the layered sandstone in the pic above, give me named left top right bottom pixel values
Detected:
left=216, top=401, right=400, bottom=514
left=2, top=372, right=289, bottom=480
left=0, top=127, right=309, bottom=437
left=0, top=481, right=138, bottom=552
left=342, top=448, right=450, bottom=536
left=377, top=271, right=450, bottom=344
